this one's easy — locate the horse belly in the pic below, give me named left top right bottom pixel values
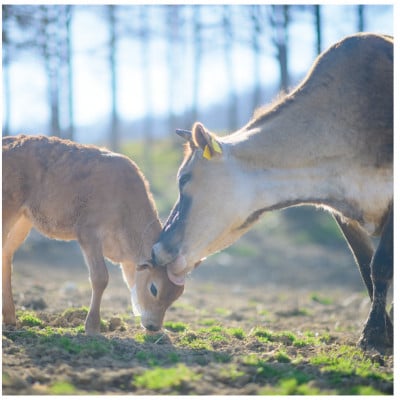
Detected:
left=344, top=166, right=392, bottom=235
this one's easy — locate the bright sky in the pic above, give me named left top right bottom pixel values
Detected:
left=3, top=4, right=395, bottom=132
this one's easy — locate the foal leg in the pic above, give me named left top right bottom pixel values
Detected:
left=2, top=214, right=32, bottom=325
left=358, top=206, right=393, bottom=352
left=78, top=234, right=109, bottom=335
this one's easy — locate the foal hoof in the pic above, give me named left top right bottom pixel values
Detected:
left=84, top=319, right=102, bottom=336
left=2, top=316, right=17, bottom=327
left=85, top=326, right=102, bottom=336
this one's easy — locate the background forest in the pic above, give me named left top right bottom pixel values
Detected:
left=2, top=3, right=394, bottom=261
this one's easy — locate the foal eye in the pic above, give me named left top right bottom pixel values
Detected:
left=150, top=283, right=158, bottom=297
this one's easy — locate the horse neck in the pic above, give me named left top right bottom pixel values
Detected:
left=223, top=98, right=362, bottom=223
left=227, top=89, right=348, bottom=170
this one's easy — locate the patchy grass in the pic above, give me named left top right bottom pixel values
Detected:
left=3, top=293, right=393, bottom=396
left=133, top=364, right=201, bottom=392
left=198, top=318, right=219, bottom=326
left=133, top=331, right=166, bottom=344
left=310, top=292, right=334, bottom=305
left=164, top=321, right=188, bottom=332
left=251, top=327, right=332, bottom=347
left=177, top=331, right=213, bottom=351
left=17, top=310, right=43, bottom=327
left=48, top=381, right=79, bottom=395
left=226, top=327, right=246, bottom=340
left=259, top=377, right=331, bottom=395
left=310, top=345, right=393, bottom=382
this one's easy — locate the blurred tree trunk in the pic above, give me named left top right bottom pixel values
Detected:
left=223, top=5, right=238, bottom=131
left=2, top=6, right=11, bottom=136
left=39, top=6, right=61, bottom=136
left=357, top=5, right=365, bottom=32
left=140, top=6, right=153, bottom=180
left=191, top=5, right=201, bottom=123
left=65, top=5, right=74, bottom=141
left=108, top=5, right=119, bottom=151
left=166, top=6, right=181, bottom=135
left=270, top=5, right=290, bottom=93
left=251, top=5, right=263, bottom=111
left=314, top=5, right=322, bottom=55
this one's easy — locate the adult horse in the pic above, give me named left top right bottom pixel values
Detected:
left=152, top=33, right=393, bottom=352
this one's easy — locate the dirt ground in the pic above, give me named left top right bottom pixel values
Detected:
left=2, top=231, right=394, bottom=395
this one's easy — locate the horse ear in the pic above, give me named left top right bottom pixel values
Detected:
left=176, top=129, right=192, bottom=142
left=192, top=122, right=222, bottom=160
left=192, top=122, right=209, bottom=149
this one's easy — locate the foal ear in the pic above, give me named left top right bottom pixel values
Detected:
left=192, top=122, right=222, bottom=160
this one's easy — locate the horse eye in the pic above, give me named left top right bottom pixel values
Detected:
left=150, top=283, right=158, bottom=297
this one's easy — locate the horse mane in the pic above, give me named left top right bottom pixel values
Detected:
left=245, top=90, right=293, bottom=130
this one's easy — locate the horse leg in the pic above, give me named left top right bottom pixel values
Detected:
left=358, top=205, right=393, bottom=352
left=334, top=216, right=374, bottom=299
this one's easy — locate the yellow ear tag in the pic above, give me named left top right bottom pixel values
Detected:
left=203, top=145, right=212, bottom=160
left=211, top=137, right=222, bottom=154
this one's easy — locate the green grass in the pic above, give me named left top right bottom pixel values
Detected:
left=61, top=305, right=89, bottom=318
left=43, top=333, right=112, bottom=357
left=226, top=327, right=245, bottom=339
left=177, top=331, right=213, bottom=351
left=5, top=324, right=112, bottom=357
left=49, top=381, right=79, bottom=395
left=198, top=326, right=228, bottom=343
left=259, top=377, right=330, bottom=395
left=347, top=386, right=388, bottom=395
left=240, top=350, right=389, bottom=396
left=252, top=328, right=297, bottom=344
left=164, top=321, right=189, bottom=332
left=218, top=365, right=245, bottom=380
left=4, top=303, right=393, bottom=396
left=275, top=349, right=291, bottom=363
left=134, top=331, right=166, bottom=344
left=198, top=318, right=219, bottom=326
left=251, top=327, right=331, bottom=347
left=310, top=292, right=334, bottom=305
left=133, top=364, right=201, bottom=391
left=135, top=350, right=160, bottom=366
left=310, top=345, right=392, bottom=382
left=17, top=310, right=43, bottom=327
left=293, top=331, right=332, bottom=347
